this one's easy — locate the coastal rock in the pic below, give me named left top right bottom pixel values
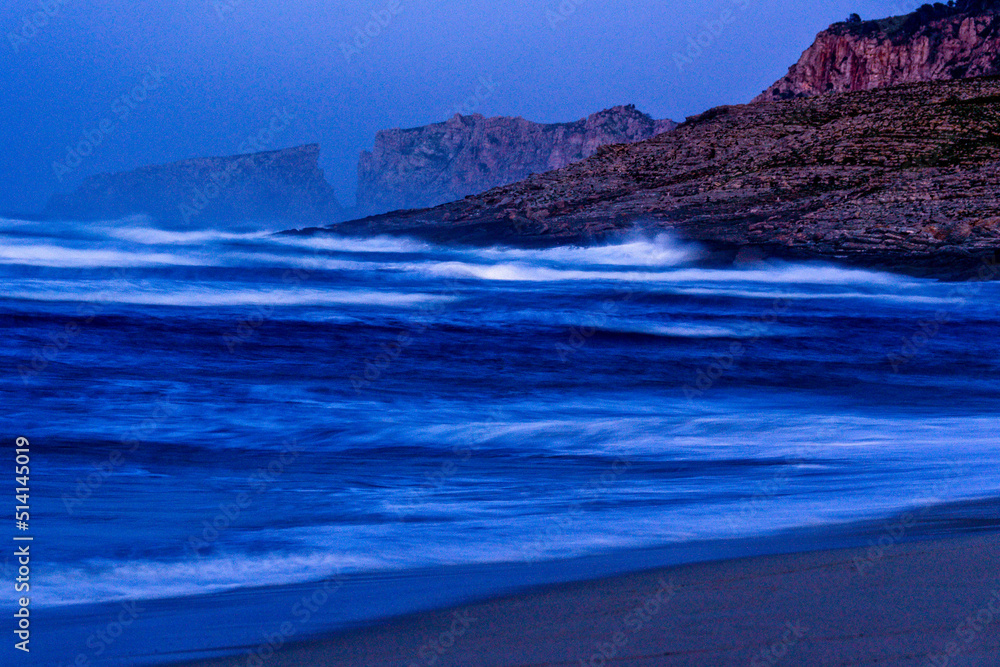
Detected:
left=324, top=77, right=1000, bottom=278
left=755, top=1, right=1000, bottom=102
left=356, top=105, right=676, bottom=214
left=46, top=144, right=344, bottom=228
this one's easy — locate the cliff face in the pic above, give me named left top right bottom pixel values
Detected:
left=356, top=105, right=676, bottom=214
left=755, top=2, right=1000, bottom=103
left=324, top=77, right=1000, bottom=278
left=46, top=144, right=344, bottom=228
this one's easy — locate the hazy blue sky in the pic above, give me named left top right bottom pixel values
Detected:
left=1, top=0, right=916, bottom=212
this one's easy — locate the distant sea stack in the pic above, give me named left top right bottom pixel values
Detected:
left=45, top=144, right=344, bottom=228
left=356, top=105, right=677, bottom=215
left=755, top=1, right=1000, bottom=102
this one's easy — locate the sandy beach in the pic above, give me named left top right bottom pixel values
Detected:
left=174, top=531, right=1000, bottom=667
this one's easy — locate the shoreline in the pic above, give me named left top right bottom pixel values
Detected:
left=149, top=495, right=1000, bottom=667
left=29, top=497, right=1000, bottom=666
left=170, top=529, right=1000, bottom=667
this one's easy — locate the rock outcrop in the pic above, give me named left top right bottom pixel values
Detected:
left=356, top=106, right=676, bottom=214
left=46, top=144, right=344, bottom=228
left=319, top=76, right=1000, bottom=278
left=755, top=1, right=1000, bottom=103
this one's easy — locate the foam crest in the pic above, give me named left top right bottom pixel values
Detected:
left=474, top=234, right=697, bottom=267
left=31, top=552, right=368, bottom=607
left=5, top=283, right=454, bottom=308
left=0, top=243, right=207, bottom=268
left=423, top=260, right=913, bottom=286
left=598, top=321, right=781, bottom=338
left=270, top=234, right=433, bottom=254
left=107, top=227, right=277, bottom=245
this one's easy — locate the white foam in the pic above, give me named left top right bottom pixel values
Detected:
left=0, top=243, right=208, bottom=268
left=30, top=552, right=370, bottom=607
left=473, top=234, right=697, bottom=267
left=221, top=252, right=377, bottom=272
left=270, top=234, right=433, bottom=254
left=665, top=265, right=910, bottom=286
left=675, top=287, right=960, bottom=304
left=5, top=283, right=455, bottom=308
left=421, top=260, right=914, bottom=287
left=107, top=227, right=277, bottom=245
left=600, top=321, right=775, bottom=338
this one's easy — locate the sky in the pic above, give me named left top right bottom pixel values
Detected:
left=0, top=0, right=919, bottom=212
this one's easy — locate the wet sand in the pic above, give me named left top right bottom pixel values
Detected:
left=175, top=531, right=1000, bottom=667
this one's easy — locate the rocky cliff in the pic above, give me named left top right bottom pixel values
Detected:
left=356, top=105, right=676, bottom=214
left=318, top=76, right=1000, bottom=278
left=46, top=144, right=344, bottom=228
left=755, top=1, right=1000, bottom=102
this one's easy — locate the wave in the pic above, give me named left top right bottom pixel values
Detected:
left=0, top=242, right=209, bottom=268
left=221, top=252, right=378, bottom=272
left=594, top=321, right=787, bottom=338
left=31, top=552, right=367, bottom=607
left=0, top=213, right=160, bottom=238
left=471, top=234, right=698, bottom=267
left=674, top=287, right=960, bottom=305
left=4, top=283, right=455, bottom=308
left=491, top=310, right=789, bottom=339
left=270, top=234, right=433, bottom=254
left=419, top=260, right=913, bottom=287
left=106, top=227, right=277, bottom=245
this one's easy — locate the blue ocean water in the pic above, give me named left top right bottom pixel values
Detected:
left=1, top=215, right=999, bottom=664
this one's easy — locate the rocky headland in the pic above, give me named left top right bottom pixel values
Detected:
left=756, top=1, right=1000, bottom=102
left=46, top=144, right=344, bottom=228
left=289, top=4, right=1000, bottom=279
left=321, top=76, right=1000, bottom=278
left=356, top=105, right=676, bottom=214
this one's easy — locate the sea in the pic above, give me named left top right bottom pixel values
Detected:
left=1, top=214, right=999, bottom=665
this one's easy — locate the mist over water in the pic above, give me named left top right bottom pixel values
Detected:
left=3, top=215, right=1000, bottom=615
